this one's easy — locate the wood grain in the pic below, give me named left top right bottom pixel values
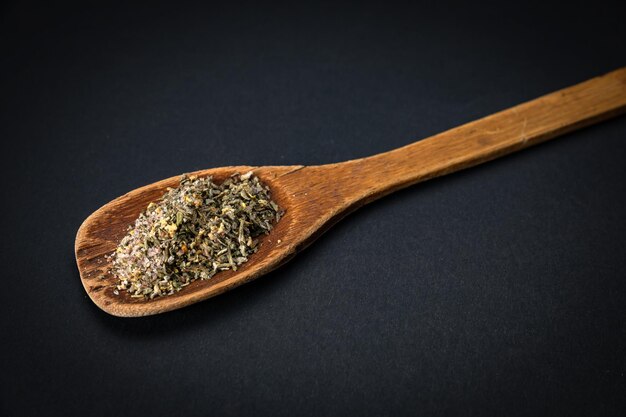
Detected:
left=76, top=67, right=626, bottom=316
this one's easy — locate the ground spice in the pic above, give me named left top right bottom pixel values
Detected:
left=111, top=172, right=282, bottom=299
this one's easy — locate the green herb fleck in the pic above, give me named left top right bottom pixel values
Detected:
left=110, top=172, right=283, bottom=299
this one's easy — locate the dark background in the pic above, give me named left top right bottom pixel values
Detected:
left=1, top=1, right=625, bottom=416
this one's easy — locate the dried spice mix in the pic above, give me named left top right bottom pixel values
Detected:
left=111, top=172, right=282, bottom=298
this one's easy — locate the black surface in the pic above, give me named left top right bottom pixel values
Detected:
left=1, top=1, right=625, bottom=416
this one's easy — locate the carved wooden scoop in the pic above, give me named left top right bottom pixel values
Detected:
left=76, top=68, right=626, bottom=317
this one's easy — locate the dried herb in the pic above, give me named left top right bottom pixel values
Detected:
left=110, top=172, right=282, bottom=299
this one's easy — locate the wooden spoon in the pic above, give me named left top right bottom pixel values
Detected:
left=76, top=67, right=626, bottom=317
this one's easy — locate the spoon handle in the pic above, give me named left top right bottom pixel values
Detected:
left=327, top=67, right=626, bottom=204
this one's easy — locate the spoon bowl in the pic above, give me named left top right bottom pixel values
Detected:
left=77, top=166, right=300, bottom=316
left=76, top=67, right=626, bottom=316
